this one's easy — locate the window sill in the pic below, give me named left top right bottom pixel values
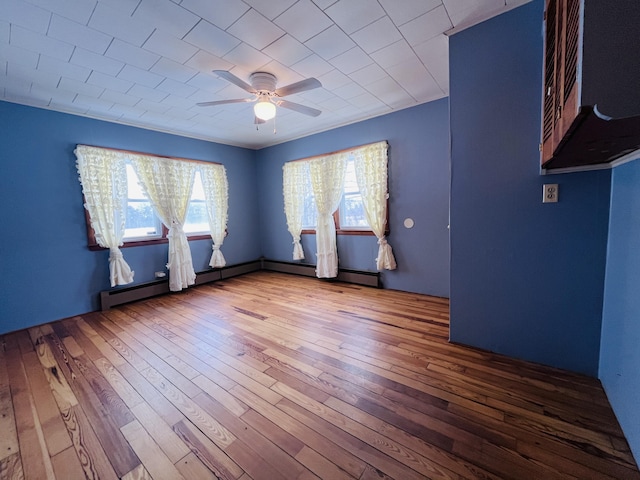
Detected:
left=88, top=234, right=211, bottom=251
left=301, top=229, right=377, bottom=236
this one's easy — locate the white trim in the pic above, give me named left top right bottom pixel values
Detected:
left=445, top=0, right=533, bottom=37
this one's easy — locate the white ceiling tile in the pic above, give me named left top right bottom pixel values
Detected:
left=48, top=15, right=112, bottom=55
left=161, top=94, right=194, bottom=108
left=128, top=84, right=168, bottom=102
left=156, top=77, right=198, bottom=97
left=311, top=0, right=338, bottom=8
left=332, top=81, right=367, bottom=100
left=59, top=76, right=104, bottom=97
left=329, top=46, right=372, bottom=75
left=26, top=0, right=97, bottom=24
left=386, top=57, right=441, bottom=100
left=262, top=35, right=312, bottom=67
left=180, top=0, right=249, bottom=29
left=291, top=53, right=333, bottom=79
left=223, top=43, right=271, bottom=73
left=351, top=17, right=402, bottom=54
left=183, top=20, right=241, bottom=57
left=94, top=0, right=139, bottom=16
left=37, top=54, right=91, bottom=81
left=186, top=72, right=228, bottom=93
left=297, top=88, right=334, bottom=104
left=30, top=85, right=74, bottom=104
left=304, top=25, right=355, bottom=60
left=242, top=0, right=297, bottom=20
left=324, top=0, right=385, bottom=34
left=317, top=69, right=350, bottom=89
left=143, top=30, right=198, bottom=64
left=133, top=0, right=200, bottom=38
left=165, top=106, right=198, bottom=120
left=185, top=50, right=234, bottom=74
left=109, top=103, right=144, bottom=118
left=73, top=93, right=113, bottom=110
left=414, top=33, right=449, bottom=92
left=318, top=95, right=349, bottom=111
left=71, top=47, right=124, bottom=76
left=151, top=57, right=198, bottom=83
left=370, top=40, right=416, bottom=69
left=11, top=25, right=74, bottom=61
left=105, top=39, right=160, bottom=70
left=347, top=91, right=385, bottom=109
left=137, top=99, right=170, bottom=113
left=100, top=88, right=140, bottom=106
left=399, top=5, right=453, bottom=46
left=227, top=9, right=285, bottom=50
left=443, top=0, right=504, bottom=26
left=260, top=61, right=304, bottom=86
left=0, top=21, right=9, bottom=43
left=1, top=0, right=51, bottom=34
left=118, top=65, right=164, bottom=88
left=88, top=2, right=154, bottom=47
left=88, top=70, right=134, bottom=92
left=274, top=0, right=332, bottom=43
left=0, top=44, right=39, bottom=69
left=349, top=62, right=388, bottom=86
left=379, top=0, right=442, bottom=27
left=8, top=63, right=60, bottom=88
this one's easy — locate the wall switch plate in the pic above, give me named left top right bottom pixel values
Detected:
left=543, top=184, right=558, bottom=203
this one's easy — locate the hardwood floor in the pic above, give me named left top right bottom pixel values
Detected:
left=1, top=271, right=638, bottom=480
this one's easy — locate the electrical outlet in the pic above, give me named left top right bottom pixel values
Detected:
left=543, top=184, right=558, bottom=203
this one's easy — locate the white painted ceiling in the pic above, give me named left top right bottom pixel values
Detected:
left=1, top=0, right=529, bottom=149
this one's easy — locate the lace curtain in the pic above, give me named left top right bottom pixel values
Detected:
left=130, top=155, right=196, bottom=291
left=309, top=153, right=347, bottom=278
left=353, top=141, right=396, bottom=271
left=200, top=163, right=229, bottom=268
left=75, top=145, right=134, bottom=287
left=283, top=161, right=310, bottom=260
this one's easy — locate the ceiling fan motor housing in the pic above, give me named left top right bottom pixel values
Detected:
left=250, top=72, right=277, bottom=94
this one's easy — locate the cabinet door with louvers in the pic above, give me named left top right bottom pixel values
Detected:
left=541, top=0, right=580, bottom=164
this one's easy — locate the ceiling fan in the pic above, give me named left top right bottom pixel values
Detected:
left=197, top=70, right=322, bottom=123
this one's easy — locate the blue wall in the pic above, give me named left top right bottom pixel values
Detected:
left=600, top=159, right=640, bottom=463
left=256, top=99, right=451, bottom=297
left=448, top=0, right=611, bottom=376
left=0, top=101, right=260, bottom=334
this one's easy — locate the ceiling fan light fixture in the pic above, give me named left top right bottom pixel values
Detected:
left=254, top=98, right=276, bottom=121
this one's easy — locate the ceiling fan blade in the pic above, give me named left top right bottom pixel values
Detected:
left=276, top=99, right=322, bottom=117
left=213, top=70, right=257, bottom=94
left=196, top=98, right=254, bottom=107
left=274, top=78, right=322, bottom=97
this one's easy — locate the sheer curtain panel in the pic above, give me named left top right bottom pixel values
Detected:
left=283, top=161, right=310, bottom=260
left=310, top=153, right=347, bottom=278
left=200, top=163, right=229, bottom=268
left=131, top=155, right=196, bottom=291
left=75, top=145, right=134, bottom=287
left=353, top=141, right=396, bottom=270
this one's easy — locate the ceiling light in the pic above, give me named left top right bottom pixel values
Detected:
left=254, top=98, right=276, bottom=121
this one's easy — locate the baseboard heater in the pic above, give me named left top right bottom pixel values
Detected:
left=100, top=260, right=261, bottom=310
left=260, top=259, right=380, bottom=288
left=100, top=258, right=379, bottom=310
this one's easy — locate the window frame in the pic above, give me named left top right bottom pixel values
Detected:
left=82, top=146, right=221, bottom=251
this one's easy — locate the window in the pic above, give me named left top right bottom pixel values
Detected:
left=122, top=164, right=163, bottom=241
left=338, top=155, right=368, bottom=230
left=184, top=171, right=210, bottom=235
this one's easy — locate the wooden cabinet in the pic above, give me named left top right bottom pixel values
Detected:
left=541, top=0, right=640, bottom=170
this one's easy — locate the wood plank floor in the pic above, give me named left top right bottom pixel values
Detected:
left=1, top=271, right=638, bottom=480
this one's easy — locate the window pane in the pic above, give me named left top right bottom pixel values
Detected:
left=184, top=172, right=210, bottom=234
left=339, top=157, right=369, bottom=229
left=123, top=165, right=162, bottom=239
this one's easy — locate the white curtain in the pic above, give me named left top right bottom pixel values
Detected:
left=309, top=153, right=347, bottom=278
left=75, top=145, right=134, bottom=287
left=200, top=163, right=229, bottom=268
left=131, top=155, right=196, bottom=291
left=282, top=161, right=310, bottom=260
left=353, top=141, right=396, bottom=270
